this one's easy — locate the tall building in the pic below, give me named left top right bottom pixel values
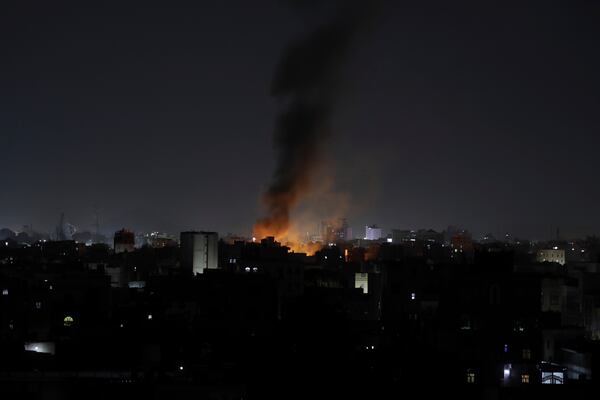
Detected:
left=321, top=218, right=353, bottom=243
left=114, top=229, right=135, bottom=253
left=180, top=231, right=218, bottom=275
left=365, top=225, right=382, bottom=241
left=537, top=248, right=566, bottom=265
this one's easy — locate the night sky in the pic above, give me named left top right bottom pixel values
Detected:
left=2, top=0, right=599, bottom=240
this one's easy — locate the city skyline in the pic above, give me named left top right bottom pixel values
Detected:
left=3, top=2, right=600, bottom=397
left=2, top=1, right=600, bottom=240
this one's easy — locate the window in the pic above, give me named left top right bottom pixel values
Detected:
left=523, top=349, right=531, bottom=360
left=2, top=289, right=8, bottom=296
left=542, top=372, right=564, bottom=384
left=521, top=374, right=530, bottom=384
left=467, top=372, right=475, bottom=384
left=63, top=316, right=74, bottom=327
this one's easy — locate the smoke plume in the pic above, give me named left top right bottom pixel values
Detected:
left=254, top=1, right=375, bottom=242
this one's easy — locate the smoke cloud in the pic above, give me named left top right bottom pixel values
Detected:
left=254, top=1, right=376, bottom=241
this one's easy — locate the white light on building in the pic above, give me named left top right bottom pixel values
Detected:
left=365, top=225, right=383, bottom=241
left=355, top=273, right=368, bottom=294
left=542, top=372, right=564, bottom=384
left=180, top=231, right=219, bottom=275
left=24, top=342, right=56, bottom=355
left=504, top=364, right=512, bottom=378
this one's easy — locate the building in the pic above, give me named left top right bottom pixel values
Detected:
left=355, top=272, right=368, bottom=294
left=537, top=249, right=566, bottom=265
left=180, top=231, right=218, bottom=275
left=365, top=225, right=382, bottom=241
left=321, top=218, right=353, bottom=243
left=114, top=229, right=135, bottom=253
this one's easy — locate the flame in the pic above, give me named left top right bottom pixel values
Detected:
left=252, top=221, right=323, bottom=256
left=253, top=168, right=350, bottom=256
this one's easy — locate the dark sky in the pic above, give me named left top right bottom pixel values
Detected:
left=2, top=0, right=599, bottom=240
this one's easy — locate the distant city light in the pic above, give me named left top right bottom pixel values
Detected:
left=147, top=314, right=153, bottom=320
left=24, top=342, right=56, bottom=355
left=387, top=238, right=393, bottom=243
left=410, top=292, right=416, bottom=300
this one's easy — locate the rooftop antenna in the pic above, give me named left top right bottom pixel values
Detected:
left=93, top=205, right=100, bottom=242
left=56, top=212, right=66, bottom=241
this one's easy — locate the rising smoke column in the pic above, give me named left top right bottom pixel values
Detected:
left=254, top=1, right=375, bottom=240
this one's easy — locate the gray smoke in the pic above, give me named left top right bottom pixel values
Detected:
left=255, top=1, right=376, bottom=238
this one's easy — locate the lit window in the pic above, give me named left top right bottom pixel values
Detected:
left=2, top=289, right=8, bottom=296
left=542, top=372, right=564, bottom=384
left=521, top=374, right=530, bottom=384
left=63, top=316, right=74, bottom=327
left=467, top=372, right=475, bottom=383
left=523, top=349, right=531, bottom=360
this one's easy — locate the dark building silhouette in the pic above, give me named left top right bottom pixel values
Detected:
left=114, top=229, right=135, bottom=254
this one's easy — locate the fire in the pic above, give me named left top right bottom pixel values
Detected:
left=252, top=220, right=323, bottom=256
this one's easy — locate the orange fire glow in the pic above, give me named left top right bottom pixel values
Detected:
left=252, top=222, right=323, bottom=255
